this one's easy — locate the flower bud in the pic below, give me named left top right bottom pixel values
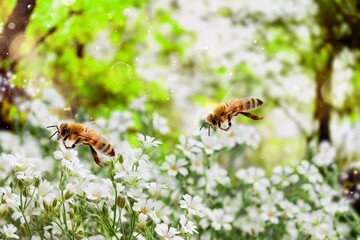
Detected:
left=136, top=222, right=146, bottom=231
left=65, top=190, right=74, bottom=200
left=43, top=200, right=51, bottom=212
left=52, top=198, right=58, bottom=208
left=102, top=204, right=109, bottom=218
left=22, top=187, right=29, bottom=197
left=146, top=219, right=153, bottom=227
left=34, top=178, right=41, bottom=188
left=19, top=224, right=27, bottom=236
left=118, top=154, right=124, bottom=164
left=117, top=196, right=126, bottom=208
left=69, top=207, right=75, bottom=219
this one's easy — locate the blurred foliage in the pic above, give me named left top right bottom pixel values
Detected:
left=1, top=0, right=360, bottom=171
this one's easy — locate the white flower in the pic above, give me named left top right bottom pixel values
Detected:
left=236, top=167, right=265, bottom=184
left=189, top=153, right=204, bottom=174
left=54, top=144, right=79, bottom=164
left=6, top=153, right=36, bottom=168
left=176, top=135, right=202, bottom=157
left=83, top=182, right=112, bottom=201
left=16, top=167, right=40, bottom=181
left=260, top=202, right=280, bottom=224
left=145, top=182, right=167, bottom=197
left=234, top=208, right=265, bottom=236
left=127, top=188, right=147, bottom=201
left=24, top=100, right=59, bottom=126
left=204, top=164, right=230, bottom=194
left=153, top=113, right=170, bottom=134
left=108, top=111, right=133, bottom=132
left=180, top=214, right=198, bottom=234
left=153, top=200, right=172, bottom=224
left=129, top=96, right=147, bottom=111
left=244, top=126, right=261, bottom=148
left=208, top=208, right=234, bottom=231
left=296, top=161, right=323, bottom=183
left=200, top=133, right=222, bottom=155
left=313, top=141, right=336, bottom=166
left=38, top=180, right=54, bottom=197
left=81, top=235, right=107, bottom=240
left=162, top=154, right=188, bottom=176
left=3, top=224, right=19, bottom=239
left=133, top=198, right=157, bottom=222
left=311, top=222, right=337, bottom=240
left=284, top=221, right=299, bottom=239
left=271, top=166, right=299, bottom=187
left=0, top=186, right=19, bottom=208
left=179, top=194, right=202, bottom=216
left=278, top=200, right=299, bottom=219
left=155, top=223, right=183, bottom=240
left=53, top=145, right=90, bottom=177
left=43, top=88, right=65, bottom=108
left=137, top=133, right=162, bottom=148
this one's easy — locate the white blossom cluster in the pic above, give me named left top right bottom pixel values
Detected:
left=0, top=97, right=357, bottom=239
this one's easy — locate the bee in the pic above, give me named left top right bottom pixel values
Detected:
left=200, top=97, right=264, bottom=135
left=47, top=123, right=115, bottom=167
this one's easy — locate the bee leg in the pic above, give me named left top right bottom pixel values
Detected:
left=226, top=114, right=232, bottom=129
left=240, top=112, right=264, bottom=120
left=69, top=138, right=82, bottom=148
left=219, top=115, right=232, bottom=131
left=84, top=143, right=104, bottom=167
left=63, top=141, right=71, bottom=149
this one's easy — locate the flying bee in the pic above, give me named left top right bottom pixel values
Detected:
left=200, top=97, right=264, bottom=136
left=47, top=123, right=115, bottom=167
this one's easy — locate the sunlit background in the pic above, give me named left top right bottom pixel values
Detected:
left=1, top=0, right=360, bottom=239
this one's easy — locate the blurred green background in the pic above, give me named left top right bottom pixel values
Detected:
left=1, top=0, right=360, bottom=172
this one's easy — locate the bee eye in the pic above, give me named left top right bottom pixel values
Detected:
left=211, top=119, right=217, bottom=125
left=61, top=129, right=67, bottom=135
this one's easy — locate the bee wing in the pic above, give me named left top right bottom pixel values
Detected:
left=221, top=82, right=242, bottom=104
left=74, top=130, right=106, bottom=143
left=224, top=98, right=264, bottom=115
left=223, top=98, right=249, bottom=115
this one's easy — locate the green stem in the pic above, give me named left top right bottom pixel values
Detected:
left=60, top=189, right=69, bottom=234
left=128, top=213, right=136, bottom=240
left=59, top=167, right=69, bottom=235
left=112, top=164, right=118, bottom=229
left=24, top=185, right=37, bottom=209
left=19, top=188, right=33, bottom=238
left=53, top=220, right=73, bottom=239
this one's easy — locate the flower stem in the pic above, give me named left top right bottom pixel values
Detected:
left=59, top=167, right=69, bottom=236
left=19, top=187, right=33, bottom=238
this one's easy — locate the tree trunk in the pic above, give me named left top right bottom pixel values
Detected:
left=314, top=50, right=334, bottom=143
left=0, top=0, right=36, bottom=129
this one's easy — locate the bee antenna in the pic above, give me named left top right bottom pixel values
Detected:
left=49, top=131, right=59, bottom=139
left=199, top=122, right=209, bottom=131
left=47, top=125, right=59, bottom=131
left=47, top=125, right=59, bottom=139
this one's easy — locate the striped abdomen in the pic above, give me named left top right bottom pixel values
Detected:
left=226, top=98, right=263, bottom=114
left=85, top=130, right=115, bottom=157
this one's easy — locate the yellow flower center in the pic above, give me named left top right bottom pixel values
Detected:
left=170, top=164, right=178, bottom=171
left=141, top=207, right=148, bottom=214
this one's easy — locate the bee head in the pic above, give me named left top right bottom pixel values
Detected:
left=199, top=114, right=217, bottom=136
left=207, top=114, right=218, bottom=128
left=58, top=123, right=70, bottom=140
